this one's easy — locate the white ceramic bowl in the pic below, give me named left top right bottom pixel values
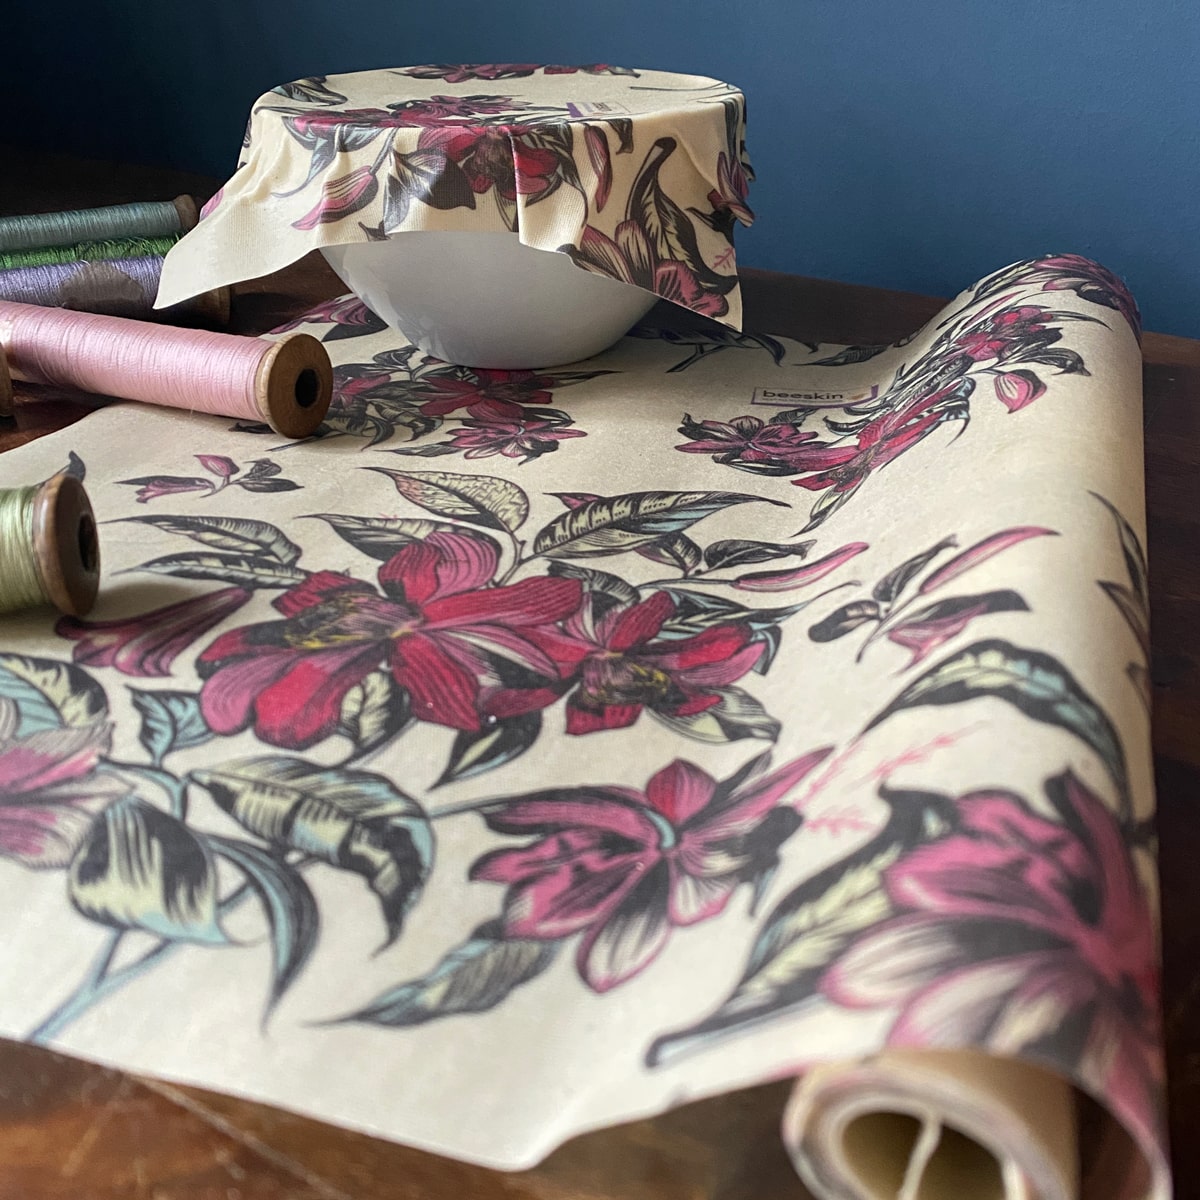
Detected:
left=321, top=232, right=658, bottom=369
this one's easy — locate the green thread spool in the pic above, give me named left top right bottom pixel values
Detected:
left=0, top=196, right=197, bottom=255
left=0, top=234, right=181, bottom=271
left=0, top=476, right=100, bottom=616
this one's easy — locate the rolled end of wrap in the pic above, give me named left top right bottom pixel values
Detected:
left=783, top=1051, right=1079, bottom=1200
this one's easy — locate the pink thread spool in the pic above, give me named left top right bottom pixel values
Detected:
left=0, top=301, right=332, bottom=437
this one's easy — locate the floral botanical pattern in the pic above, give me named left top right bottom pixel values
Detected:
left=312, top=345, right=607, bottom=457
left=561, top=137, right=743, bottom=321
left=676, top=255, right=1140, bottom=529
left=469, top=749, right=828, bottom=992
left=0, top=253, right=1166, bottom=1195
left=394, top=65, right=641, bottom=84
left=818, top=772, right=1161, bottom=1123
left=119, top=453, right=300, bottom=503
left=157, top=67, right=755, bottom=327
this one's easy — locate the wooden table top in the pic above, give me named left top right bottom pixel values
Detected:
left=1, top=151, right=1197, bottom=1199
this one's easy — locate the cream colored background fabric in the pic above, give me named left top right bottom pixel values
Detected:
left=0, top=257, right=1166, bottom=1197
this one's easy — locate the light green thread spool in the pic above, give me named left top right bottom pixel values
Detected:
left=0, top=476, right=100, bottom=616
left=0, top=196, right=197, bottom=254
left=0, top=234, right=181, bottom=270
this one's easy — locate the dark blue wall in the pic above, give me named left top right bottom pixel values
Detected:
left=10, top=0, right=1200, bottom=335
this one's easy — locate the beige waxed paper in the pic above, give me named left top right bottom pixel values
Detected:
left=0, top=256, right=1166, bottom=1197
left=156, top=65, right=753, bottom=326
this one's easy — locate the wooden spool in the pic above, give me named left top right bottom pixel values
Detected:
left=0, top=303, right=333, bottom=438
left=253, top=333, right=334, bottom=437
left=30, top=474, right=101, bottom=616
left=172, top=194, right=201, bottom=233
left=0, top=353, right=11, bottom=418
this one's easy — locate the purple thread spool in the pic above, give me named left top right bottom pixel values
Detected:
left=0, top=256, right=229, bottom=326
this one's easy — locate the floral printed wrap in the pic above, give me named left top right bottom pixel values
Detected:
left=156, top=66, right=754, bottom=326
left=0, top=255, right=1166, bottom=1198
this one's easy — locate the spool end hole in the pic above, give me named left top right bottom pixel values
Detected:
left=77, top=513, right=98, bottom=573
left=294, top=368, right=320, bottom=409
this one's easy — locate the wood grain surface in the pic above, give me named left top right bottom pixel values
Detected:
left=0, top=149, right=1196, bottom=1199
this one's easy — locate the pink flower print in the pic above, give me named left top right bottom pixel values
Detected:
left=676, top=415, right=854, bottom=476
left=533, top=591, right=764, bottom=734
left=197, top=532, right=582, bottom=746
left=0, top=701, right=126, bottom=869
left=471, top=748, right=830, bottom=991
left=415, top=368, right=559, bottom=420
left=57, top=587, right=252, bottom=678
left=821, top=773, right=1161, bottom=1113
left=448, top=416, right=585, bottom=463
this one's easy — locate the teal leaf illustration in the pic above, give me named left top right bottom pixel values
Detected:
left=338, top=921, right=558, bottom=1028
left=366, top=467, right=529, bottom=532
left=646, top=789, right=954, bottom=1067
left=437, top=713, right=542, bottom=786
left=130, top=553, right=308, bottom=589
left=309, top=513, right=498, bottom=562
left=337, top=672, right=411, bottom=753
left=651, top=687, right=780, bottom=743
left=638, top=532, right=702, bottom=575
left=0, top=653, right=107, bottom=736
left=116, top=515, right=301, bottom=565
left=533, top=491, right=779, bottom=559
left=191, top=756, right=433, bottom=946
left=209, top=836, right=319, bottom=1015
left=69, top=797, right=227, bottom=945
left=866, top=638, right=1130, bottom=817
left=129, top=689, right=212, bottom=767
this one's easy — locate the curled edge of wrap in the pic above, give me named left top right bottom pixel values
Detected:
left=782, top=1050, right=1161, bottom=1200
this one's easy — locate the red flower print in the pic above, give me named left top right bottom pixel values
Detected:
left=954, top=305, right=1055, bottom=363
left=821, top=773, right=1161, bottom=1115
left=0, top=702, right=126, bottom=869
left=791, top=383, right=966, bottom=495
left=448, top=416, right=585, bottom=463
left=197, top=532, right=582, bottom=747
left=676, top=415, right=854, bottom=476
left=293, top=166, right=380, bottom=230
left=415, top=368, right=558, bottom=420
left=534, top=591, right=764, bottom=734
left=417, top=126, right=564, bottom=208
left=58, top=587, right=252, bottom=678
left=471, top=748, right=831, bottom=991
